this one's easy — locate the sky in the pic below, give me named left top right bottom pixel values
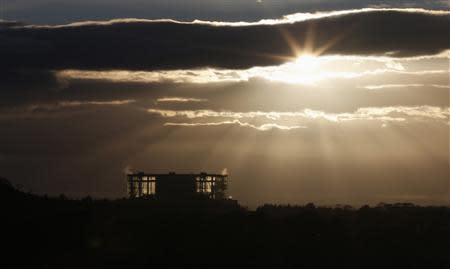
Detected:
left=0, top=1, right=449, bottom=207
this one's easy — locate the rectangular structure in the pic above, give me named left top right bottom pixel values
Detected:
left=126, top=172, right=228, bottom=200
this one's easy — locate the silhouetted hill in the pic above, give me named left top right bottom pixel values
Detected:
left=1, top=179, right=449, bottom=268
left=0, top=177, right=20, bottom=198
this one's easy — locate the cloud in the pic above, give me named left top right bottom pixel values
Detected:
left=164, top=120, right=305, bottom=131
left=1, top=8, right=449, bottom=71
left=56, top=51, right=450, bottom=85
left=384, top=60, right=405, bottom=71
left=148, top=106, right=450, bottom=127
left=23, top=8, right=449, bottom=27
left=0, top=99, right=136, bottom=119
left=14, top=100, right=136, bottom=111
left=362, top=84, right=450, bottom=90
left=58, top=69, right=244, bottom=84
left=56, top=100, right=136, bottom=107
left=156, top=97, right=208, bottom=103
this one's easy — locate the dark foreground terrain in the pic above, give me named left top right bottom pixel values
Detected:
left=1, top=178, right=449, bottom=268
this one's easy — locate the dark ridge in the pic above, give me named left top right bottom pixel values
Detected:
left=1, top=178, right=449, bottom=267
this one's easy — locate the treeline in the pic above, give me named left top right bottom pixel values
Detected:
left=1, top=178, right=449, bottom=268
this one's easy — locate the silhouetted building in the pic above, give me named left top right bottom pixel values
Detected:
left=126, top=172, right=228, bottom=200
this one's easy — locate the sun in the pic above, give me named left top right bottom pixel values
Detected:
left=295, top=53, right=320, bottom=67
left=252, top=53, right=325, bottom=84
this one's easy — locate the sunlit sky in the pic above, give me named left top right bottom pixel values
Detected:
left=0, top=1, right=449, bottom=206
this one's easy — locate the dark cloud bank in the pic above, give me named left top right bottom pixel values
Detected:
left=1, top=9, right=449, bottom=72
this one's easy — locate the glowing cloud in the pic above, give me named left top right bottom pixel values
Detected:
left=164, top=120, right=305, bottom=131
left=156, top=97, right=208, bottom=103
left=58, top=51, right=450, bottom=85
left=148, top=106, right=450, bottom=128
left=362, top=84, right=450, bottom=90
left=26, top=8, right=450, bottom=28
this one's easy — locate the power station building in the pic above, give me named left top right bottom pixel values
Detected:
left=126, top=172, right=228, bottom=200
